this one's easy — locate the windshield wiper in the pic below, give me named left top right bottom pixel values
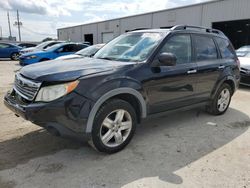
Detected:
left=97, top=57, right=115, bottom=60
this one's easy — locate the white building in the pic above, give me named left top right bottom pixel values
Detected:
left=57, top=0, right=250, bottom=49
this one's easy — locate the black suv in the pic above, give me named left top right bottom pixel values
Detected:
left=4, top=25, right=240, bottom=153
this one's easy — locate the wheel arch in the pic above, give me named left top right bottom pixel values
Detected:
left=211, top=76, right=237, bottom=98
left=10, top=52, right=19, bottom=60
left=85, top=88, right=147, bottom=133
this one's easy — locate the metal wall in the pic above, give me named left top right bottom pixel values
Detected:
left=58, top=0, right=250, bottom=44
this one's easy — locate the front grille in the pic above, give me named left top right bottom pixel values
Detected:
left=13, top=73, right=41, bottom=101
left=241, top=74, right=250, bottom=85
left=240, top=67, right=250, bottom=75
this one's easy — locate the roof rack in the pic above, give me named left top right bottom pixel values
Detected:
left=171, top=25, right=225, bottom=36
left=126, top=28, right=151, bottom=32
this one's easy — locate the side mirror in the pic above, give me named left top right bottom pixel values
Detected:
left=158, top=52, right=177, bottom=66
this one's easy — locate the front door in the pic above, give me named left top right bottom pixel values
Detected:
left=144, top=34, right=199, bottom=114
left=0, top=43, right=11, bottom=58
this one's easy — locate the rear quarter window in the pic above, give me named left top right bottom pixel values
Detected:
left=215, top=37, right=235, bottom=59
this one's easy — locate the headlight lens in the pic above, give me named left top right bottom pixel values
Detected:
left=35, top=80, right=79, bottom=102
left=26, top=55, right=37, bottom=59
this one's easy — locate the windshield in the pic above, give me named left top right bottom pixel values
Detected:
left=76, top=45, right=103, bottom=56
left=35, top=41, right=53, bottom=50
left=236, top=46, right=250, bottom=57
left=44, top=43, right=64, bottom=51
left=94, top=32, right=163, bottom=62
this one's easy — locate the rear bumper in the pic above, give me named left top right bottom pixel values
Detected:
left=4, top=90, right=93, bottom=141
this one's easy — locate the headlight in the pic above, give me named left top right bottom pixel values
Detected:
left=26, top=55, right=37, bottom=59
left=35, top=80, right=79, bottom=102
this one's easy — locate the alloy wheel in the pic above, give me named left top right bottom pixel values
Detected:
left=100, top=109, right=132, bottom=147
left=217, top=88, right=230, bottom=112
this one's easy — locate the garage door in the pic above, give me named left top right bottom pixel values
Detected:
left=213, top=19, right=250, bottom=49
left=102, top=32, right=114, bottom=43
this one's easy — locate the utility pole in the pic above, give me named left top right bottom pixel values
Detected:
left=7, top=11, right=12, bottom=39
left=0, top=26, right=2, bottom=39
left=14, top=10, right=22, bottom=42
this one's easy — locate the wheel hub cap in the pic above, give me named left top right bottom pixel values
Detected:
left=217, top=88, right=230, bottom=112
left=100, top=109, right=132, bottom=147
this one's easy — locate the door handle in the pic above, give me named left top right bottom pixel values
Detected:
left=218, top=65, right=225, bottom=69
left=187, top=69, right=197, bottom=74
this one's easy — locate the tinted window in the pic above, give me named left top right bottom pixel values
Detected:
left=0, top=43, right=10, bottom=48
left=73, top=44, right=87, bottom=51
left=194, top=35, right=217, bottom=61
left=60, top=44, right=79, bottom=52
left=215, top=37, right=235, bottom=59
left=159, top=35, right=192, bottom=64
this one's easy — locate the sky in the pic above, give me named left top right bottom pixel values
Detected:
left=0, top=0, right=208, bottom=42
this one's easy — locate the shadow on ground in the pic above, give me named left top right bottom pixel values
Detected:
left=0, top=107, right=249, bottom=187
left=0, top=129, right=83, bottom=170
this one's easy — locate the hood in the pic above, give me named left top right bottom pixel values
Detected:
left=20, top=57, right=137, bottom=82
left=21, top=50, right=48, bottom=57
left=239, top=57, right=250, bottom=69
left=56, top=54, right=81, bottom=60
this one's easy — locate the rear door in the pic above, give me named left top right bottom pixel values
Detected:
left=193, top=34, right=223, bottom=101
left=145, top=34, right=199, bottom=114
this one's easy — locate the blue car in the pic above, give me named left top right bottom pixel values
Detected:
left=19, top=43, right=89, bottom=66
left=0, top=42, right=22, bottom=60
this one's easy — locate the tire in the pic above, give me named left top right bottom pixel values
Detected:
left=10, top=52, right=19, bottom=60
left=90, top=99, right=137, bottom=154
left=206, top=83, right=232, bottom=115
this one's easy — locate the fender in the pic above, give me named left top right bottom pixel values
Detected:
left=211, top=75, right=237, bottom=98
left=85, top=87, right=147, bottom=133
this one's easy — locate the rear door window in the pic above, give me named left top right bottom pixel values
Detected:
left=73, top=44, right=86, bottom=51
left=194, top=35, right=218, bottom=61
left=61, top=44, right=79, bottom=52
left=215, top=37, right=235, bottom=59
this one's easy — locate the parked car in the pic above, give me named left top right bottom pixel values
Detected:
left=4, top=25, right=240, bottom=153
left=20, top=41, right=64, bottom=54
left=19, top=43, right=88, bottom=66
left=236, top=46, right=250, bottom=86
left=56, top=43, right=104, bottom=60
left=16, top=43, right=37, bottom=48
left=0, top=42, right=21, bottom=60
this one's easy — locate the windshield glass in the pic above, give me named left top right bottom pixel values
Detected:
left=44, top=43, right=64, bottom=51
left=76, top=45, right=102, bottom=56
left=35, top=41, right=53, bottom=50
left=236, top=46, right=250, bottom=57
left=94, top=32, right=163, bottom=62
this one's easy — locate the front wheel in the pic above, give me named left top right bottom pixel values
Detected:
left=90, top=99, right=137, bottom=153
left=10, top=52, right=19, bottom=60
left=206, top=83, right=232, bottom=115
